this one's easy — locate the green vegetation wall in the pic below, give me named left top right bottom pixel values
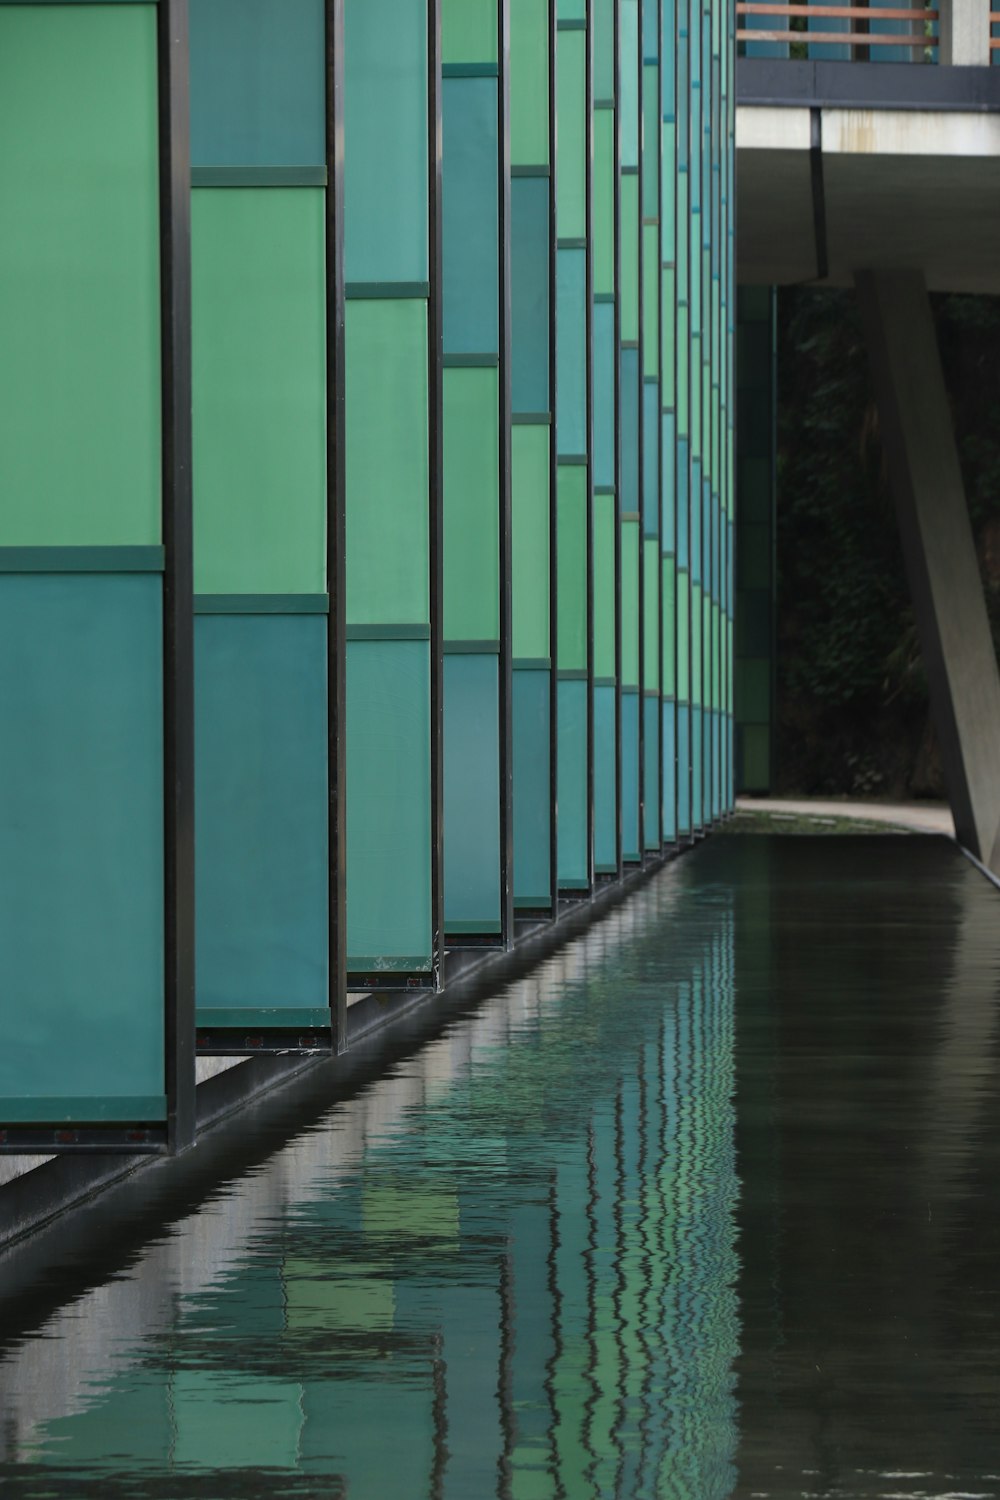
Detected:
left=771, top=286, right=1000, bottom=799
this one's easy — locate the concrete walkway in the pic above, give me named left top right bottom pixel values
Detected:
left=736, top=795, right=955, bottom=837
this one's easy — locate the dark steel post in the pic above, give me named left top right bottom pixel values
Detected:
left=326, top=0, right=347, bottom=1050
left=159, top=0, right=195, bottom=1153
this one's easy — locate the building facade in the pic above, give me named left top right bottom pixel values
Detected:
left=0, top=0, right=735, bottom=1153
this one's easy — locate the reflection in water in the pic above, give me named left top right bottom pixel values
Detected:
left=0, top=860, right=739, bottom=1498
left=3, top=834, right=1000, bottom=1499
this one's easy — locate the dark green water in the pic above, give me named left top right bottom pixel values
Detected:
left=1, top=835, right=999, bottom=1498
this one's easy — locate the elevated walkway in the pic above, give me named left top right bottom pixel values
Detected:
left=737, top=60, right=1000, bottom=290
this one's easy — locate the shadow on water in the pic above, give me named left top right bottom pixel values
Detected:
left=0, top=835, right=998, bottom=1498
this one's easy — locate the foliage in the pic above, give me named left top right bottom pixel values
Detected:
left=774, top=286, right=1000, bottom=798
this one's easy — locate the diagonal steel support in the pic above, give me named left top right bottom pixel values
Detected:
left=856, top=268, right=1000, bottom=872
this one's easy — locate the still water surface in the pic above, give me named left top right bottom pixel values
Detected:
left=0, top=835, right=999, bottom=1498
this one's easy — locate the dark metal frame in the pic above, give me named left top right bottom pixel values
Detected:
left=499, top=0, right=515, bottom=948
left=652, top=0, right=666, bottom=854
left=428, top=0, right=446, bottom=987
left=613, top=0, right=625, bottom=879
left=8, top=0, right=196, bottom=1156
left=548, top=0, right=561, bottom=921
left=195, top=0, right=342, bottom=1052
left=630, top=0, right=646, bottom=868
left=160, top=0, right=195, bottom=1154
left=326, top=0, right=347, bottom=1050
left=585, top=0, right=597, bottom=897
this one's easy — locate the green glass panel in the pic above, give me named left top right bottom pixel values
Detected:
left=662, top=270, right=676, bottom=406
left=442, top=0, right=498, bottom=62
left=642, top=65, right=659, bottom=217
left=444, top=367, right=500, bottom=641
left=644, top=540, right=659, bottom=691
left=593, top=491, right=615, bottom=680
left=346, top=300, right=429, bottom=626
left=661, top=124, right=676, bottom=257
left=677, top=170, right=688, bottom=290
left=556, top=29, right=586, bottom=241
left=558, top=0, right=586, bottom=17
left=510, top=0, right=549, bottom=166
left=662, top=556, right=676, bottom=697
left=691, top=580, right=703, bottom=707
left=347, top=639, right=432, bottom=969
left=677, top=303, right=689, bottom=435
left=512, top=425, right=550, bottom=660
left=620, top=174, right=640, bottom=343
left=193, top=189, right=326, bottom=596
left=0, top=6, right=160, bottom=547
left=556, top=464, right=587, bottom=673
left=677, top=569, right=690, bottom=699
left=621, top=519, right=640, bottom=687
left=593, top=110, right=615, bottom=297
left=643, top=225, right=659, bottom=379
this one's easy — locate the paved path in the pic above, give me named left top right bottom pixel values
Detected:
left=736, top=795, right=955, bottom=837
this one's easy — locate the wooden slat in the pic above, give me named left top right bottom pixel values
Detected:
left=738, top=2, right=936, bottom=15
left=737, top=26, right=933, bottom=41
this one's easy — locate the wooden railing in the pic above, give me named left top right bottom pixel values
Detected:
left=990, top=10, right=1000, bottom=48
left=737, top=1, right=938, bottom=52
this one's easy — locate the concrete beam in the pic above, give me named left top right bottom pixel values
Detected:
left=939, top=0, right=991, bottom=67
left=856, top=268, right=1000, bottom=871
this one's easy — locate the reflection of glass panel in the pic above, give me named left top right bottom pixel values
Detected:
left=0, top=851, right=740, bottom=1494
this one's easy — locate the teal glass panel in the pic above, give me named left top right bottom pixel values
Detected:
left=594, top=683, right=616, bottom=871
left=556, top=249, right=586, bottom=456
left=644, top=380, right=660, bottom=538
left=678, top=436, right=690, bottom=569
left=195, top=615, right=329, bottom=1017
left=621, top=347, right=640, bottom=513
left=645, top=697, right=660, bottom=849
left=443, top=77, right=499, bottom=356
left=513, top=668, right=551, bottom=905
left=347, top=640, right=432, bottom=970
left=622, top=689, right=641, bottom=860
left=662, top=700, right=677, bottom=842
left=593, top=0, right=615, bottom=99
left=345, top=0, right=428, bottom=283
left=557, top=678, right=588, bottom=887
left=643, top=0, right=659, bottom=58
left=0, top=574, right=164, bottom=1110
left=511, top=177, right=550, bottom=414
left=444, top=654, right=501, bottom=929
left=692, top=707, right=703, bottom=832
left=190, top=0, right=325, bottom=168
left=593, top=303, right=615, bottom=490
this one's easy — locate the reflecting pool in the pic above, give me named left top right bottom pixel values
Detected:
left=0, top=835, right=998, bottom=1499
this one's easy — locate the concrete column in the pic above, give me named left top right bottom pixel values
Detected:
left=856, top=268, right=1000, bottom=872
left=939, top=0, right=990, bottom=67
